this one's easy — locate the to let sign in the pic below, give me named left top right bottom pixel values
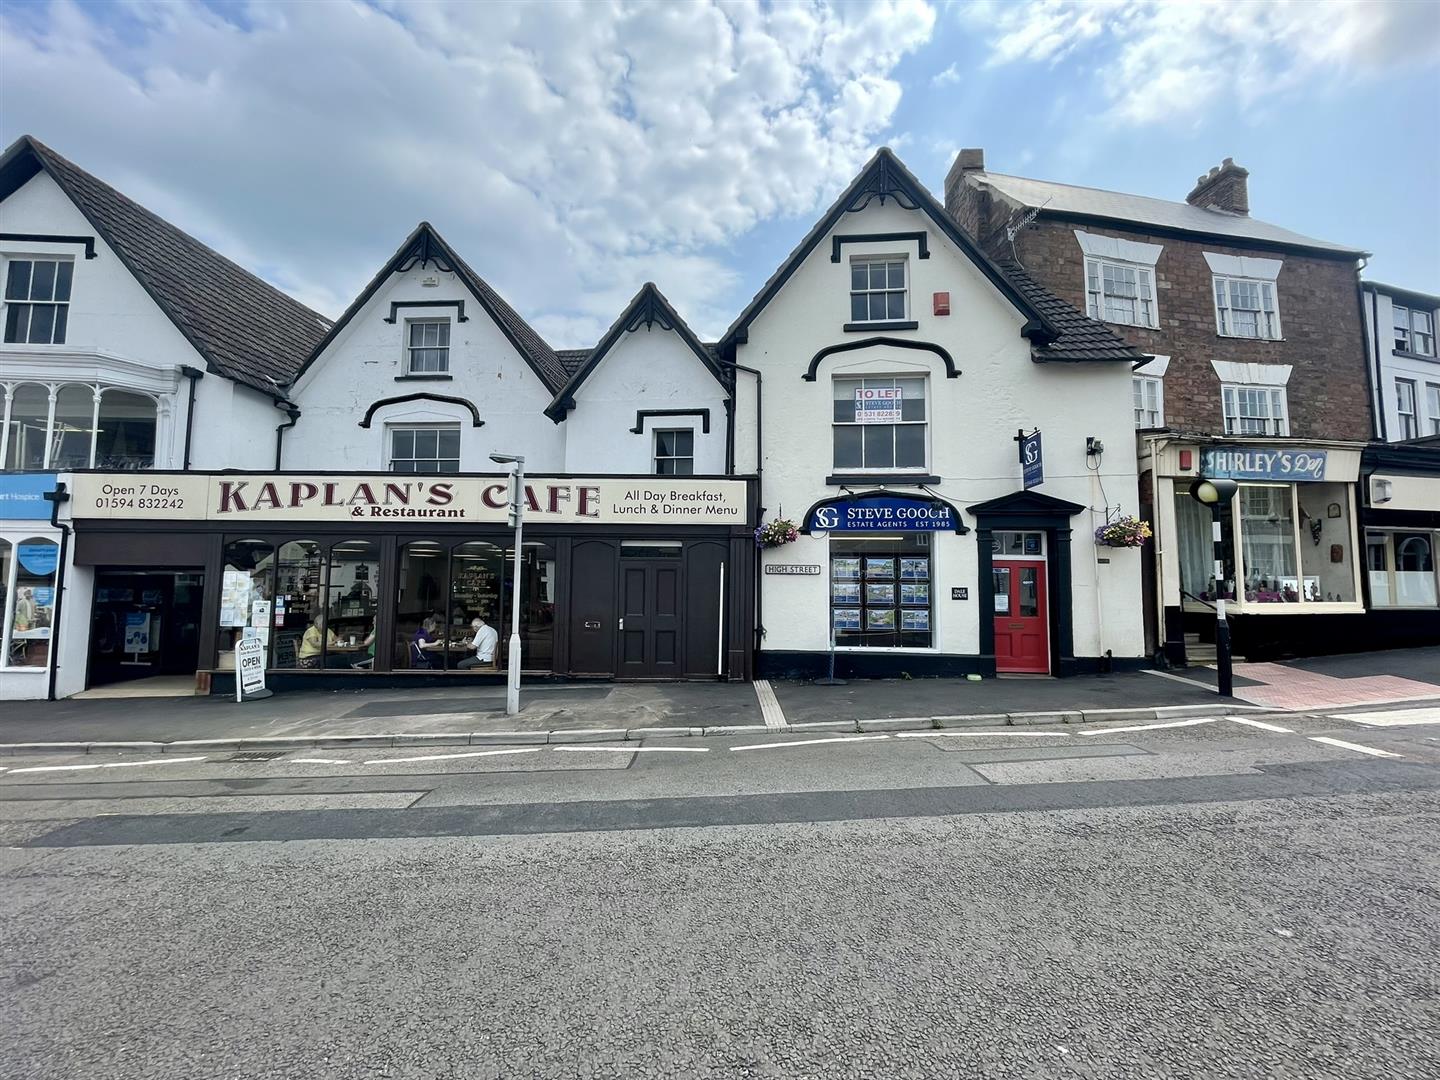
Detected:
left=235, top=637, right=269, bottom=702
left=1202, top=447, right=1328, bottom=482
left=854, top=387, right=902, bottom=424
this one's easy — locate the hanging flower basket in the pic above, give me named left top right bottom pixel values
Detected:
left=1095, top=516, right=1152, bottom=548
left=755, top=518, right=800, bottom=549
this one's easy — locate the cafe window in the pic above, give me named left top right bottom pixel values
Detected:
left=2, top=535, right=58, bottom=670
left=1367, top=530, right=1438, bottom=608
left=829, top=535, right=932, bottom=649
left=325, top=540, right=380, bottom=669
left=1233, top=482, right=1356, bottom=606
left=216, top=539, right=275, bottom=670
left=450, top=541, right=505, bottom=670
left=832, top=375, right=927, bottom=471
left=395, top=540, right=449, bottom=669
left=273, top=540, right=325, bottom=669
left=507, top=540, right=557, bottom=672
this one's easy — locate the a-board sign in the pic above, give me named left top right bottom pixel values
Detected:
left=235, top=637, right=269, bottom=701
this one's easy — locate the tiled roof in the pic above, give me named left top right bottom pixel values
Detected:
left=554, top=349, right=591, bottom=377
left=971, top=172, right=1364, bottom=257
left=1000, top=261, right=1147, bottom=363
left=0, top=135, right=330, bottom=396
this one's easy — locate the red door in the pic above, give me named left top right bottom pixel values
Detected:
left=993, top=560, right=1048, bottom=673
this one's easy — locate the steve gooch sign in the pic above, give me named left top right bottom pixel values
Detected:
left=215, top=479, right=605, bottom=519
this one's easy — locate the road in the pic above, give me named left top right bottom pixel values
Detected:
left=3, top=708, right=1440, bottom=1079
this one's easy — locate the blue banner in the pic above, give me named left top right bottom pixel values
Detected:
left=17, top=542, right=59, bottom=577
left=1021, top=431, right=1043, bottom=489
left=0, top=473, right=57, bottom=520
left=1202, top=447, right=1327, bottom=482
left=808, top=494, right=959, bottom=533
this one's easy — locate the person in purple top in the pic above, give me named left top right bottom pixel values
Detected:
left=410, top=616, right=441, bottom=669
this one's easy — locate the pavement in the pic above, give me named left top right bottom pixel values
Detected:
left=3, top=708, right=1440, bottom=1078
left=6, top=646, right=1440, bottom=754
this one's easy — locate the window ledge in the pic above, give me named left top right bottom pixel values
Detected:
left=1216, top=333, right=1285, bottom=343
left=394, top=374, right=453, bottom=382
left=843, top=320, right=918, bottom=333
left=826, top=473, right=939, bottom=486
left=1392, top=349, right=1439, bottom=362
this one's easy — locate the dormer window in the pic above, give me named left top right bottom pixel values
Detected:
left=407, top=319, right=450, bottom=374
left=3, top=258, right=73, bottom=345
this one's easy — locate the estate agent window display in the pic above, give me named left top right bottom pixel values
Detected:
left=829, top=535, right=933, bottom=649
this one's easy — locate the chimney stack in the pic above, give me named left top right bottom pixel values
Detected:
left=1185, top=157, right=1249, bottom=215
left=944, top=148, right=986, bottom=220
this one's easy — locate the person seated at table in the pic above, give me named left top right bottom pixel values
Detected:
left=297, top=613, right=336, bottom=669
left=457, top=615, right=499, bottom=669
left=410, top=616, right=443, bottom=669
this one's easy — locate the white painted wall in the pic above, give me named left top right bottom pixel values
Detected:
left=563, top=325, right=729, bottom=474
left=734, top=197, right=1145, bottom=662
left=1363, top=288, right=1440, bottom=441
left=285, top=264, right=565, bottom=471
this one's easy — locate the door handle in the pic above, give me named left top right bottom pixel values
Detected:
left=618, top=618, right=624, bottom=631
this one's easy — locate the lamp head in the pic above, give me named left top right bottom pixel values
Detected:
left=489, top=452, right=524, bottom=466
left=1189, top=477, right=1238, bottom=506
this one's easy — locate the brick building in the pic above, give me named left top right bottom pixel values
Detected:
left=946, top=149, right=1380, bottom=662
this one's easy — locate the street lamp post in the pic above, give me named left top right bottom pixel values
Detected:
left=490, top=452, right=525, bottom=716
left=1189, top=477, right=1239, bottom=698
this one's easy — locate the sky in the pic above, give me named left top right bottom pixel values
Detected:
left=2, top=0, right=1438, bottom=347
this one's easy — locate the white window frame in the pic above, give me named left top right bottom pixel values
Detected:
left=0, top=530, right=60, bottom=674
left=1133, top=375, right=1164, bottom=428
left=1366, top=529, right=1440, bottom=609
left=653, top=429, right=695, bottom=476
left=1213, top=276, right=1282, bottom=340
left=1, top=380, right=162, bottom=471
left=1229, top=482, right=1363, bottom=613
left=1221, top=384, right=1288, bottom=436
left=848, top=257, right=908, bottom=324
left=1427, top=383, right=1440, bottom=437
left=2, top=256, right=74, bottom=346
left=831, top=374, right=929, bottom=473
left=405, top=318, right=451, bottom=374
left=1085, top=258, right=1158, bottom=329
left=1396, top=378, right=1419, bottom=440
left=1393, top=304, right=1436, bottom=357
left=387, top=423, right=461, bottom=473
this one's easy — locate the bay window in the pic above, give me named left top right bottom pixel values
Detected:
left=1, top=382, right=159, bottom=471
left=832, top=376, right=927, bottom=471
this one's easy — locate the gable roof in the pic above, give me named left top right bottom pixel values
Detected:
left=0, top=134, right=330, bottom=398
left=1000, top=261, right=1146, bottom=363
left=290, top=221, right=568, bottom=393
left=545, top=282, right=728, bottom=420
left=719, top=147, right=1061, bottom=351
left=968, top=171, right=1365, bottom=258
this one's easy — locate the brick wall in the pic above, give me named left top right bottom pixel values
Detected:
left=950, top=185, right=1371, bottom=442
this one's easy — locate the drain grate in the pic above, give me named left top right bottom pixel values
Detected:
left=225, top=750, right=290, bottom=763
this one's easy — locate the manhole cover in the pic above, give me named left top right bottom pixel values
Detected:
left=226, top=751, right=289, bottom=762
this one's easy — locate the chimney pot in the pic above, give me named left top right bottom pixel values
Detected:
left=944, top=147, right=987, bottom=215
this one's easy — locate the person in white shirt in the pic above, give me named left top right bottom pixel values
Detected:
left=458, top=615, right=499, bottom=669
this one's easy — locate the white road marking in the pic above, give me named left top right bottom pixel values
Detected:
left=893, top=730, right=1070, bottom=739
left=291, top=758, right=351, bottom=765
left=731, top=734, right=890, bottom=752
left=753, top=679, right=787, bottom=730
left=1224, top=716, right=1294, bottom=733
left=362, top=748, right=543, bottom=765
left=1328, top=706, right=1440, bottom=728
left=553, top=745, right=709, bottom=753
left=1308, top=736, right=1401, bottom=759
left=6, top=756, right=207, bottom=775
left=1078, top=718, right=1220, bottom=736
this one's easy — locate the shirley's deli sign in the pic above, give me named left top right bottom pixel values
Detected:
left=68, top=473, right=750, bottom=525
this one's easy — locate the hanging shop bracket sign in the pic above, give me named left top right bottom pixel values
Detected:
left=66, top=473, right=751, bottom=526
left=805, top=492, right=967, bottom=534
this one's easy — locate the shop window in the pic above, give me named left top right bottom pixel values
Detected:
left=217, top=539, right=274, bottom=670
left=1367, top=531, right=1438, bottom=608
left=450, top=541, right=505, bottom=670
left=326, top=540, right=380, bottom=669
left=407, top=319, right=451, bottom=374
left=3, top=383, right=49, bottom=470
left=389, top=425, right=460, bottom=473
left=4, top=536, right=57, bottom=669
left=1222, top=385, right=1288, bottom=436
left=507, top=540, right=557, bottom=672
left=1213, top=276, right=1281, bottom=340
left=1238, top=486, right=1299, bottom=602
left=3, top=258, right=72, bottom=344
left=1296, top=485, right=1357, bottom=604
left=95, top=389, right=158, bottom=470
left=832, top=376, right=927, bottom=471
left=1173, top=493, right=1231, bottom=602
left=51, top=384, right=97, bottom=469
left=0, top=539, right=10, bottom=665
left=654, top=430, right=694, bottom=476
left=829, top=535, right=931, bottom=648
left=273, top=540, right=326, bottom=669
left=849, top=259, right=906, bottom=323
left=1235, top=483, right=1356, bottom=605
left=395, top=540, right=449, bottom=669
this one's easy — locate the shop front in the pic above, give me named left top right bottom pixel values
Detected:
left=63, top=472, right=756, bottom=694
left=0, top=473, right=62, bottom=701
left=1359, top=441, right=1440, bottom=649
left=1143, top=437, right=1368, bottom=661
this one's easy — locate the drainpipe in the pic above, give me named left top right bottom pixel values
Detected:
left=274, top=403, right=301, bottom=470
left=42, top=482, right=71, bottom=702
left=715, top=355, right=764, bottom=655
left=180, top=365, right=204, bottom=470
left=1360, top=271, right=1387, bottom=442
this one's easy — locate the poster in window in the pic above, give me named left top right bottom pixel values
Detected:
left=900, top=558, right=928, bottom=580
left=865, top=558, right=894, bottom=579
left=220, top=570, right=251, bottom=628
left=867, top=608, right=895, bottom=630
left=831, top=557, right=861, bottom=580
left=994, top=592, right=1010, bottom=614
left=866, top=582, right=895, bottom=605
left=832, top=582, right=860, bottom=604
left=901, top=583, right=930, bottom=606
left=1024, top=534, right=1042, bottom=555
left=833, top=608, right=861, bottom=630
left=854, top=386, right=903, bottom=424
left=901, top=609, right=930, bottom=631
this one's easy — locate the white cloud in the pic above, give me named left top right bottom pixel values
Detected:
left=970, top=0, right=1440, bottom=127
left=0, top=0, right=937, bottom=344
left=931, top=62, right=962, bottom=86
